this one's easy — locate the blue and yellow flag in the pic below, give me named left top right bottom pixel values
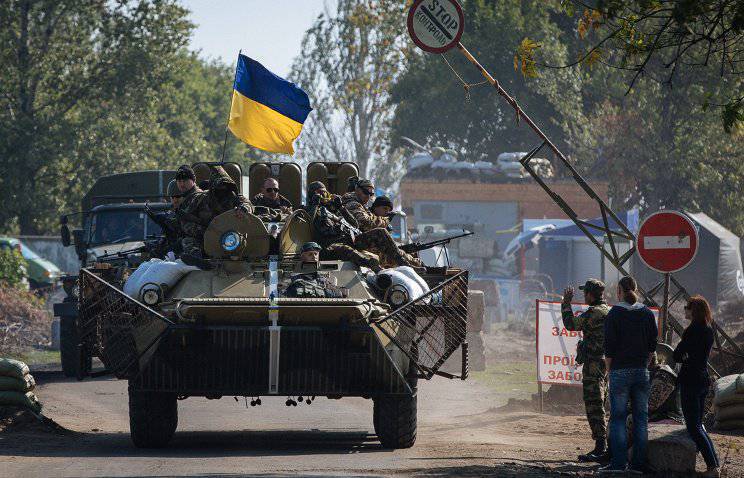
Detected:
left=228, top=54, right=312, bottom=154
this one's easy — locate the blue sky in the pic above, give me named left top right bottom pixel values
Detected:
left=181, top=0, right=335, bottom=77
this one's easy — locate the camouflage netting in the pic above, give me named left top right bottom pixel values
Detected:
left=0, top=286, right=52, bottom=355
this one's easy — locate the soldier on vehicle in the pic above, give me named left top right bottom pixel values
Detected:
left=175, top=165, right=201, bottom=201
left=341, top=178, right=389, bottom=232
left=561, top=279, right=611, bottom=463
left=176, top=165, right=251, bottom=269
left=283, top=241, right=348, bottom=298
left=253, top=178, right=293, bottom=211
left=371, top=195, right=393, bottom=218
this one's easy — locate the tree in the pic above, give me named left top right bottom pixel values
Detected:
left=542, top=0, right=744, bottom=132
left=390, top=0, right=588, bottom=161
left=290, top=0, right=408, bottom=182
left=0, top=0, right=191, bottom=234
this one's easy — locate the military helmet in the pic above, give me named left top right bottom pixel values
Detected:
left=300, top=241, right=321, bottom=253
left=166, top=179, right=180, bottom=198
left=579, top=278, right=605, bottom=297
left=356, top=178, right=374, bottom=190
left=371, top=195, right=393, bottom=209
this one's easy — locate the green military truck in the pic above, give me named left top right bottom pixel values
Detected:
left=74, top=161, right=469, bottom=449
left=54, top=169, right=176, bottom=377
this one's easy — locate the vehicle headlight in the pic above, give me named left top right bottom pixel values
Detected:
left=221, top=231, right=241, bottom=252
left=142, top=288, right=161, bottom=306
left=387, top=285, right=409, bottom=307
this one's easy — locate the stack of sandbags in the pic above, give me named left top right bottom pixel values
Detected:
left=0, top=358, right=41, bottom=414
left=467, top=290, right=486, bottom=371
left=713, top=373, right=744, bottom=431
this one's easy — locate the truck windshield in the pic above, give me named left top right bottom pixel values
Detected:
left=87, top=210, right=162, bottom=246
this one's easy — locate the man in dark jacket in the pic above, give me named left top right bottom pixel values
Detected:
left=252, top=178, right=293, bottom=214
left=600, top=276, right=658, bottom=474
left=562, top=279, right=611, bottom=462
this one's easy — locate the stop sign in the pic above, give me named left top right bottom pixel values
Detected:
left=637, top=211, right=699, bottom=273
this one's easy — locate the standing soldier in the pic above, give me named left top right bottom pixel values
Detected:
left=562, top=279, right=611, bottom=463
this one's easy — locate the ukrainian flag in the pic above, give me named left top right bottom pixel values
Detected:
left=228, top=54, right=312, bottom=154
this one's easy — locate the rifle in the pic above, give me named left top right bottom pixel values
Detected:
left=400, top=230, right=474, bottom=254
left=95, top=236, right=165, bottom=261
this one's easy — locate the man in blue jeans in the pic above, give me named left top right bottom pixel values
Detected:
left=600, top=276, right=658, bottom=474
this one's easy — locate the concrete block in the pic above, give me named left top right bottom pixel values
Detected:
left=638, top=423, right=697, bottom=474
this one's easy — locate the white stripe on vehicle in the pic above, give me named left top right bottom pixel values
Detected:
left=268, top=256, right=280, bottom=394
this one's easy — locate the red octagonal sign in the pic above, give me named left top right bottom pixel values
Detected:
left=637, top=211, right=699, bottom=273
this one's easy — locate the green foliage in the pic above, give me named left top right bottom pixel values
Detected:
left=391, top=0, right=587, bottom=158
left=290, top=0, right=408, bottom=180
left=563, top=0, right=743, bottom=131
left=0, top=249, right=27, bottom=289
left=0, top=2, right=256, bottom=234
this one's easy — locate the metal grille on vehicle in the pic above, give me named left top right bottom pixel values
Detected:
left=78, top=268, right=172, bottom=378
left=371, top=271, right=468, bottom=379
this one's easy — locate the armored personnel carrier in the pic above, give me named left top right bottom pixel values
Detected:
left=77, top=162, right=469, bottom=449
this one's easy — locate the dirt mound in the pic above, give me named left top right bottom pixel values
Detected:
left=0, top=407, right=71, bottom=435
left=0, top=286, right=52, bottom=355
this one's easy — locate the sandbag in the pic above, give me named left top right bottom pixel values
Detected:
left=374, top=266, right=430, bottom=304
left=123, top=258, right=198, bottom=301
left=714, top=419, right=744, bottom=431
left=0, top=391, right=41, bottom=414
left=0, top=358, right=30, bottom=380
left=0, top=374, right=35, bottom=392
left=122, top=258, right=160, bottom=297
left=714, top=403, right=744, bottom=422
left=713, top=374, right=744, bottom=407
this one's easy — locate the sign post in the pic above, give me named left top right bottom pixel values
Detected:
left=637, top=211, right=699, bottom=341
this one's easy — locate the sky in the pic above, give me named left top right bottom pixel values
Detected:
left=181, top=0, right=335, bottom=77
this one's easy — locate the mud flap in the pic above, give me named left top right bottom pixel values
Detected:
left=78, top=268, right=173, bottom=378
left=370, top=271, right=468, bottom=380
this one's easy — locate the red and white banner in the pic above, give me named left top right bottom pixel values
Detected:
left=536, top=300, right=660, bottom=386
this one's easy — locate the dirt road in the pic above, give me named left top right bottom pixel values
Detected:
left=0, top=370, right=608, bottom=478
left=2, top=335, right=743, bottom=478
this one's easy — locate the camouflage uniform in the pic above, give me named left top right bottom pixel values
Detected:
left=341, top=192, right=390, bottom=232
left=252, top=193, right=292, bottom=211
left=339, top=192, right=422, bottom=268
left=176, top=166, right=251, bottom=257
left=562, top=300, right=611, bottom=442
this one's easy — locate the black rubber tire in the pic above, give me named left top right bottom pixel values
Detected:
left=128, top=388, right=178, bottom=448
left=60, top=315, right=91, bottom=378
left=373, top=392, right=417, bottom=449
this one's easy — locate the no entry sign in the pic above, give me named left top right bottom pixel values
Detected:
left=407, top=0, right=464, bottom=54
left=637, top=210, right=699, bottom=273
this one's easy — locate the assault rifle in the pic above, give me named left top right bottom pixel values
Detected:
left=95, top=236, right=165, bottom=261
left=400, top=230, right=474, bottom=254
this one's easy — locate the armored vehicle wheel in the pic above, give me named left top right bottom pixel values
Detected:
left=373, top=392, right=417, bottom=449
left=60, top=315, right=91, bottom=378
left=128, top=388, right=178, bottom=448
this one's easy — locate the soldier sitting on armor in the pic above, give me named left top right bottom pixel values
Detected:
left=562, top=279, right=611, bottom=463
left=252, top=177, right=292, bottom=222
left=282, top=242, right=348, bottom=298
left=253, top=178, right=292, bottom=211
left=305, top=181, right=420, bottom=271
left=176, top=165, right=252, bottom=269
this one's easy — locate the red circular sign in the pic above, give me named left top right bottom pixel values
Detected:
left=637, top=211, right=699, bottom=273
left=407, top=0, right=465, bottom=54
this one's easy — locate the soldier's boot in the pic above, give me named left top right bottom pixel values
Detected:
left=578, top=439, right=607, bottom=463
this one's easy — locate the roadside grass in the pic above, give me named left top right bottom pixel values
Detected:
left=471, top=360, right=537, bottom=402
left=6, top=348, right=60, bottom=366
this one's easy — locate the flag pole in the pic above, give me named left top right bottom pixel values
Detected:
left=220, top=50, right=242, bottom=163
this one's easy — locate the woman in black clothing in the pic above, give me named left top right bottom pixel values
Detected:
left=673, top=295, right=720, bottom=478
